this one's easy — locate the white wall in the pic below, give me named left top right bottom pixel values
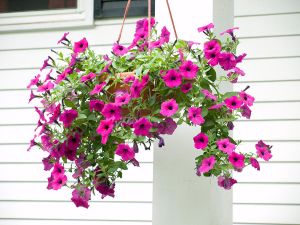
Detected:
left=0, top=18, right=154, bottom=225
left=232, top=0, right=300, bottom=224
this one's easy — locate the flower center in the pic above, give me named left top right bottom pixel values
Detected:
left=168, top=106, right=173, bottom=110
left=231, top=101, right=237, bottom=106
left=222, top=144, right=227, bottom=148
left=171, top=76, right=176, bottom=81
left=233, top=157, right=238, bottom=162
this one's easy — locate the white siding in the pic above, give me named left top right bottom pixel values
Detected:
left=233, top=1, right=300, bottom=225
left=0, top=18, right=153, bottom=224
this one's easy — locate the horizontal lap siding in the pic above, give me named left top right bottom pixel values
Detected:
left=233, top=1, right=300, bottom=225
left=0, top=18, right=153, bottom=224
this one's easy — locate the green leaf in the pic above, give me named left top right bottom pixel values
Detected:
left=206, top=68, right=216, bottom=82
left=222, top=91, right=238, bottom=99
left=64, top=99, right=76, bottom=109
left=200, top=79, right=211, bottom=90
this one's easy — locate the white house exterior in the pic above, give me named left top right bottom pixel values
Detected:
left=0, top=0, right=299, bottom=224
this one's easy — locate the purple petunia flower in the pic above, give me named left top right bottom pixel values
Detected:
left=241, top=104, right=252, bottom=119
left=188, top=107, right=205, bottom=125
left=101, top=103, right=122, bottom=121
left=40, top=57, right=51, bottom=71
left=201, top=89, right=217, bottom=101
left=216, top=138, right=236, bottom=154
left=229, top=152, right=245, bottom=169
left=67, top=133, right=81, bottom=150
left=130, top=79, right=144, bottom=98
left=112, top=43, right=128, bottom=56
left=89, top=82, right=106, bottom=95
left=59, top=109, right=78, bottom=127
left=198, top=155, right=216, bottom=173
left=179, top=60, right=199, bottom=79
left=95, top=182, right=115, bottom=199
left=250, top=157, right=260, bottom=171
left=56, top=67, right=72, bottom=84
left=96, top=119, right=115, bottom=144
left=160, top=26, right=170, bottom=44
left=71, top=185, right=91, bottom=208
left=57, top=32, right=69, bottom=44
left=239, top=91, right=255, bottom=106
left=217, top=176, right=237, bottom=190
left=181, top=83, right=193, bottom=93
left=51, top=174, right=67, bottom=190
left=115, top=92, right=131, bottom=106
left=218, top=52, right=237, bottom=71
left=193, top=132, right=209, bottom=150
left=255, top=140, right=272, bottom=161
left=73, top=37, right=88, bottom=53
left=157, top=118, right=177, bottom=135
left=37, top=81, right=54, bottom=93
left=224, top=96, right=243, bottom=110
left=51, top=162, right=65, bottom=177
left=27, top=74, right=41, bottom=89
left=80, top=72, right=96, bottom=83
left=115, top=143, right=135, bottom=161
left=133, top=117, right=152, bottom=136
left=197, top=23, right=214, bottom=33
left=163, top=69, right=182, bottom=88
left=89, top=99, right=105, bottom=113
left=160, top=99, right=178, bottom=117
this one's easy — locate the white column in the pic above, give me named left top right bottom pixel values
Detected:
left=153, top=1, right=233, bottom=225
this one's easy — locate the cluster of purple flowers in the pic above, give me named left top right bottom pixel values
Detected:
left=27, top=18, right=272, bottom=208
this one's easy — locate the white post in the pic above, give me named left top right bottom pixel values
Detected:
left=153, top=1, right=234, bottom=224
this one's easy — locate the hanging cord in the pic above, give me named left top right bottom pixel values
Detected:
left=165, top=0, right=178, bottom=40
left=147, top=0, right=152, bottom=49
left=117, top=0, right=132, bottom=44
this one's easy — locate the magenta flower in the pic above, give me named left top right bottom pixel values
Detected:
left=96, top=119, right=115, bottom=144
left=28, top=90, right=39, bottom=103
left=27, top=74, right=40, bottom=89
left=239, top=91, right=255, bottom=106
left=40, top=57, right=51, bottom=71
left=115, top=143, right=135, bottom=161
left=48, top=103, right=61, bottom=124
left=124, top=75, right=135, bottom=84
left=201, top=89, right=217, bottom=101
left=218, top=52, right=237, bottom=71
left=42, top=155, right=54, bottom=171
left=256, top=140, right=272, bottom=161
left=193, top=132, right=209, bottom=150
left=241, top=104, right=252, bottom=119
left=217, top=176, right=237, bottom=190
left=80, top=72, right=96, bottom=83
left=205, top=51, right=220, bottom=66
left=59, top=109, right=78, bottom=127
left=141, top=74, right=149, bottom=86
left=224, top=96, right=243, bottom=110
left=130, top=79, right=144, bottom=98
left=73, top=37, right=88, bottom=53
left=90, top=82, right=106, bottom=95
left=188, top=107, right=205, bottom=125
left=157, top=118, right=177, bottom=135
left=57, top=32, right=69, bottom=44
left=95, top=183, right=115, bottom=199
left=160, top=26, right=170, bottom=43
left=112, top=43, right=128, bottom=56
left=56, top=67, right=72, bottom=84
left=197, top=23, right=214, bottom=32
left=198, top=156, right=216, bottom=173
left=51, top=174, right=67, bottom=190
left=89, top=99, right=105, bottom=112
left=209, top=102, right=225, bottom=110
left=181, top=83, right=192, bottom=93
left=35, top=107, right=46, bottom=122
left=149, top=40, right=162, bottom=50
left=51, top=143, right=66, bottom=159
left=179, top=60, right=199, bottom=79
left=51, top=162, right=65, bottom=177
left=220, top=27, right=239, bottom=41
left=133, top=117, right=152, bottom=136
left=163, top=69, right=182, bottom=88
left=101, top=103, right=122, bottom=121
left=160, top=99, right=178, bottom=117
left=37, top=81, right=54, bottom=92
left=69, top=53, right=78, bottom=67
left=71, top=185, right=91, bottom=208
left=115, top=92, right=131, bottom=106
left=216, top=138, right=236, bottom=154
left=236, top=53, right=247, bottom=63
left=64, top=146, right=77, bottom=161
left=67, top=133, right=81, bottom=150
left=41, top=134, right=53, bottom=151
left=229, top=152, right=245, bottom=169
left=250, top=157, right=260, bottom=171
left=204, top=40, right=221, bottom=53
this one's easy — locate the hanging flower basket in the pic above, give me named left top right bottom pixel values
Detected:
left=27, top=17, right=273, bottom=208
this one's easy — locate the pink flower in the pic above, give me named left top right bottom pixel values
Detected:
left=112, top=43, right=128, bottom=56
left=250, top=157, right=260, bottom=171
left=149, top=40, right=162, bottom=50
left=181, top=83, right=192, bottom=93
left=198, top=156, right=216, bottom=173
left=48, top=103, right=61, bottom=124
left=220, top=27, right=239, bottom=41
left=133, top=117, right=152, bottom=136
left=217, top=176, right=237, bottom=190
left=52, top=174, right=67, bottom=190
left=163, top=69, right=182, bottom=88
left=224, top=96, right=243, bottom=110
left=179, top=60, right=199, bottom=79
left=236, top=53, right=247, bottom=63
left=115, top=143, right=135, bottom=161
left=256, top=140, right=272, bottom=161
left=57, top=32, right=69, bottom=44
left=193, top=132, right=209, bottom=150
left=135, top=17, right=155, bottom=34
left=204, top=40, right=221, bottom=66
left=115, top=92, right=131, bottom=106
left=69, top=53, right=78, bottom=67
left=160, top=99, right=178, bottom=117
left=156, top=118, right=177, bottom=135
left=59, top=109, right=78, bottom=127
left=188, top=107, right=205, bottom=125
left=95, top=182, right=115, bottom=199
left=124, top=75, right=135, bottom=84
left=41, top=134, right=53, bottom=151
left=51, top=162, right=65, bottom=177
left=201, top=89, right=217, bottom=101
left=73, top=37, right=88, bottom=53
left=89, top=100, right=105, bottom=112
left=90, top=82, right=106, bottom=95
left=229, top=152, right=245, bottom=169
left=40, top=57, right=51, bottom=71
left=216, top=138, right=236, bottom=154
left=218, top=52, right=237, bottom=71
left=35, top=107, right=46, bottom=122
left=80, top=72, right=96, bottom=83
left=42, top=155, right=54, bottom=171
left=197, top=23, right=214, bottom=32
left=130, top=79, right=144, bottom=98
left=71, top=185, right=91, bottom=208
left=64, top=146, right=77, bottom=161
left=205, top=51, right=219, bottom=66
left=241, top=104, right=252, bottom=119
left=56, top=67, right=72, bottom=84
left=96, top=119, right=115, bottom=144
left=67, top=133, right=81, bottom=150
left=239, top=91, right=255, bottom=106
left=37, top=81, right=54, bottom=92
left=209, top=102, right=225, bottom=110
left=28, top=90, right=39, bottom=103
left=160, top=26, right=170, bottom=43
left=27, top=74, right=40, bottom=89
left=101, top=103, right=122, bottom=121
